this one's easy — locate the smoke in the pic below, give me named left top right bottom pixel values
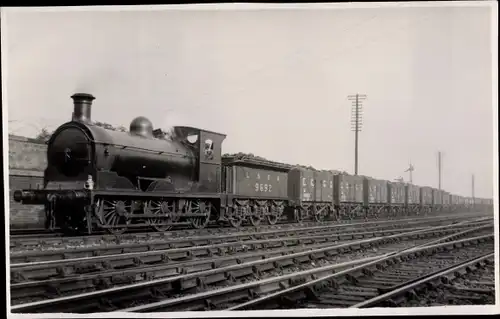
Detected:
left=161, top=111, right=187, bottom=133
left=73, top=83, right=96, bottom=95
left=72, top=64, right=116, bottom=95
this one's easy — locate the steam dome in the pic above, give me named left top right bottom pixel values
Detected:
left=130, top=116, right=153, bottom=138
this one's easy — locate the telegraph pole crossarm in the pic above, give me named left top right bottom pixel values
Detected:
left=405, top=161, right=414, bottom=184
left=347, top=93, right=367, bottom=176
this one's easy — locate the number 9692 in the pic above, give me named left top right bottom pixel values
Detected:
left=255, top=183, right=273, bottom=192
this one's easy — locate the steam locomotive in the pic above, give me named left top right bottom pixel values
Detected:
left=13, top=93, right=493, bottom=235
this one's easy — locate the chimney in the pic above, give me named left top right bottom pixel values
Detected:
left=71, top=93, right=95, bottom=123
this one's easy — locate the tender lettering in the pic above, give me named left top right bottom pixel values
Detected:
left=255, top=183, right=273, bottom=193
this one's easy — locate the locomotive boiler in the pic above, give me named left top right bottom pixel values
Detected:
left=14, top=93, right=227, bottom=234
left=46, top=94, right=198, bottom=191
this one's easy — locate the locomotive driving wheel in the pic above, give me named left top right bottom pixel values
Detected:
left=187, top=200, right=211, bottom=229
left=145, top=199, right=176, bottom=232
left=97, top=198, right=131, bottom=235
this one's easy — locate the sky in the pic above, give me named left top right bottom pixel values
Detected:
left=2, top=3, right=497, bottom=198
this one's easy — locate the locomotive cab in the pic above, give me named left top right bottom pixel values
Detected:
left=173, top=126, right=227, bottom=193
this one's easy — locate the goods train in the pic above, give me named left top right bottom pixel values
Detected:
left=13, top=93, right=494, bottom=235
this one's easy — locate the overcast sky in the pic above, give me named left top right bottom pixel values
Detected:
left=2, top=3, right=496, bottom=198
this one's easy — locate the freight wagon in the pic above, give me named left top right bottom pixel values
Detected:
left=473, top=197, right=494, bottom=213
left=442, top=192, right=451, bottom=210
left=222, top=158, right=289, bottom=227
left=388, top=182, right=406, bottom=216
left=288, top=167, right=335, bottom=222
left=364, top=177, right=388, bottom=218
left=464, top=197, right=474, bottom=209
left=458, top=196, right=466, bottom=208
left=406, top=184, right=421, bottom=214
left=433, top=189, right=443, bottom=209
left=419, top=187, right=433, bottom=214
left=450, top=194, right=459, bottom=212
left=333, top=174, right=365, bottom=219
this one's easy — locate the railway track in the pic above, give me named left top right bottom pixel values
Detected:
left=10, top=212, right=489, bottom=253
left=368, top=254, right=496, bottom=307
left=225, top=235, right=494, bottom=311
left=10, top=221, right=493, bottom=313
left=113, top=231, right=496, bottom=312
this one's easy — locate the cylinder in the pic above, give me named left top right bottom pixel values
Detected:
left=71, top=93, right=95, bottom=123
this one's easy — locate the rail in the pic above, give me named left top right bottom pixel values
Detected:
left=350, top=252, right=495, bottom=308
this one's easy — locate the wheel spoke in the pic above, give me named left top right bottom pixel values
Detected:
left=104, top=210, right=115, bottom=219
left=99, top=199, right=128, bottom=235
left=147, top=200, right=174, bottom=232
left=190, top=200, right=210, bottom=229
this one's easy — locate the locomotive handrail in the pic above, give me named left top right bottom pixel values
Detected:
left=92, top=140, right=193, bottom=158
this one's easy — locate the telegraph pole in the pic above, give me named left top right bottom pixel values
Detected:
left=437, top=151, right=442, bottom=190
left=405, top=161, right=414, bottom=184
left=347, top=93, right=367, bottom=175
left=472, top=174, right=475, bottom=204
